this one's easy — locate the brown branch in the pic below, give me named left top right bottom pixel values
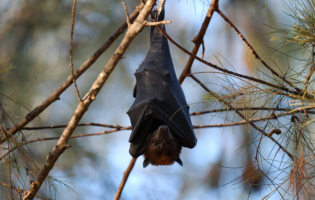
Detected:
left=201, top=40, right=205, bottom=59
left=0, top=126, right=132, bottom=162
left=0, top=105, right=299, bottom=163
left=16, top=123, right=127, bottom=130
left=0, top=181, right=51, bottom=200
left=13, top=107, right=313, bottom=131
left=17, top=186, right=22, bottom=200
left=178, top=0, right=219, bottom=84
left=22, top=1, right=156, bottom=199
left=145, top=20, right=171, bottom=26
left=192, top=111, right=293, bottom=128
left=122, top=1, right=131, bottom=28
left=0, top=108, right=294, bottom=163
left=190, top=107, right=314, bottom=116
left=305, top=65, right=315, bottom=90
left=70, top=0, right=82, bottom=102
left=0, top=2, right=145, bottom=145
left=216, top=9, right=308, bottom=97
left=113, top=158, right=137, bottom=200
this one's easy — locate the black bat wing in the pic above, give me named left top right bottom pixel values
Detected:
left=127, top=10, right=197, bottom=158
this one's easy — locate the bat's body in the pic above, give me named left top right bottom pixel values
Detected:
left=127, top=9, right=197, bottom=167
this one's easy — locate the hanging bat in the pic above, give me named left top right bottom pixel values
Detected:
left=127, top=9, right=197, bottom=168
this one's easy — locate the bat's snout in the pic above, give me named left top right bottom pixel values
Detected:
left=158, top=125, right=173, bottom=140
left=159, top=125, right=169, bottom=132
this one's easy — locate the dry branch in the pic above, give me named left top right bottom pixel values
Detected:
left=69, top=0, right=82, bottom=102
left=145, top=20, right=171, bottom=26
left=113, top=158, right=137, bottom=200
left=178, top=0, right=219, bottom=84
left=13, top=106, right=313, bottom=130
left=17, top=123, right=127, bottom=130
left=0, top=126, right=132, bottom=162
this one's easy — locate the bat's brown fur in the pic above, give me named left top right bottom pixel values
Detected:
left=143, top=125, right=182, bottom=166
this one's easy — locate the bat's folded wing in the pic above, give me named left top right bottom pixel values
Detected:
left=127, top=97, right=197, bottom=158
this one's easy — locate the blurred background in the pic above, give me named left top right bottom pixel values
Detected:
left=0, top=0, right=298, bottom=199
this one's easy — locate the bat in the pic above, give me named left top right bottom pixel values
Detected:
left=127, top=8, right=197, bottom=167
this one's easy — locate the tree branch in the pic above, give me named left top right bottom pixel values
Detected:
left=178, top=0, right=219, bottom=84
left=1, top=107, right=297, bottom=163
left=191, top=109, right=296, bottom=128
left=10, top=107, right=315, bottom=131
left=113, top=158, right=137, bottom=200
left=0, top=126, right=132, bottom=162
left=70, top=0, right=82, bottom=102
left=190, top=107, right=315, bottom=116
left=145, top=20, right=171, bottom=26
left=15, top=123, right=127, bottom=130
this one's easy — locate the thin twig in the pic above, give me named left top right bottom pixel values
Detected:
left=122, top=1, right=131, bottom=27
left=113, top=158, right=137, bottom=200
left=0, top=107, right=297, bottom=164
left=70, top=0, right=82, bottom=102
left=0, top=126, right=132, bottom=162
left=10, top=106, right=309, bottom=131
left=190, top=107, right=315, bottom=116
left=15, top=122, right=127, bottom=130
left=145, top=20, right=171, bottom=26
left=201, top=40, right=205, bottom=59
left=10, top=106, right=315, bottom=131
left=191, top=111, right=293, bottom=128
left=0, top=2, right=145, bottom=145
left=17, top=186, right=22, bottom=200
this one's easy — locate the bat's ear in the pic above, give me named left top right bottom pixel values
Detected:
left=143, top=157, right=151, bottom=168
left=175, top=157, right=183, bottom=167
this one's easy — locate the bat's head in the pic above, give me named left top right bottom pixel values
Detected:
left=142, top=125, right=182, bottom=168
